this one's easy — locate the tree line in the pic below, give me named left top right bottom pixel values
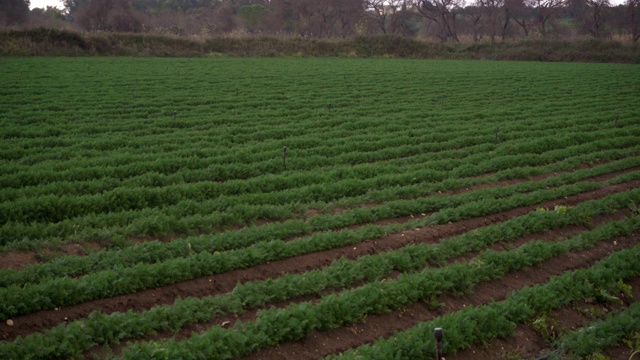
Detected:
left=2, top=0, right=640, bottom=42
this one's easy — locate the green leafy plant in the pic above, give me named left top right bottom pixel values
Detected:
left=531, top=312, right=561, bottom=343
left=624, top=333, right=640, bottom=360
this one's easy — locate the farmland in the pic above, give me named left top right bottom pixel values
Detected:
left=0, top=57, right=639, bottom=359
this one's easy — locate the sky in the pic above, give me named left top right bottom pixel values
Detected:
left=29, top=0, right=64, bottom=10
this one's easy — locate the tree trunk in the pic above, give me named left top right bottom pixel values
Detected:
left=501, top=8, right=511, bottom=41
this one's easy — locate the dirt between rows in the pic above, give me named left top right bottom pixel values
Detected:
left=445, top=276, right=640, bottom=360
left=94, top=207, right=630, bottom=359
left=0, top=167, right=549, bottom=271
left=1, top=174, right=639, bottom=343
left=1, top=162, right=635, bottom=271
left=239, top=233, right=640, bottom=360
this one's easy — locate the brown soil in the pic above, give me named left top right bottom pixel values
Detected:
left=2, top=177, right=638, bottom=342
left=108, top=210, right=629, bottom=356
left=1, top=166, right=638, bottom=360
left=445, top=276, right=640, bottom=360
left=239, top=235, right=639, bottom=360
left=3, top=162, right=633, bottom=271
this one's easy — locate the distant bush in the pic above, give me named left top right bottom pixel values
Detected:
left=1, top=29, right=639, bottom=63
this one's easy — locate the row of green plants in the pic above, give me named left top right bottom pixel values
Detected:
left=0, top=115, right=514, bottom=176
left=2, top=90, right=630, bottom=160
left=2, top=105, right=622, bottom=168
left=2, top=156, right=637, bottom=290
left=0, top=174, right=635, bottom=322
left=2, top=144, right=638, bottom=248
left=0, top=124, right=636, bottom=211
left=113, top=217, right=640, bottom=359
left=3, top=115, right=630, bottom=192
left=325, top=246, right=640, bottom=359
left=552, top=301, right=640, bottom=358
left=2, top=197, right=637, bottom=359
left=3, top=125, right=484, bottom=172
left=2, top=56, right=637, bottom=358
left=4, top=131, right=638, bottom=226
left=3, top=104, right=623, bottom=166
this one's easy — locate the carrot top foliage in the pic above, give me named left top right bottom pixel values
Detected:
left=1, top=57, right=640, bottom=360
left=1, top=57, right=639, bottom=250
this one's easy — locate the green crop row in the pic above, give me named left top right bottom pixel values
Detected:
left=2, top=143, right=637, bottom=249
left=114, top=217, right=640, bottom=359
left=0, top=134, right=635, bottom=225
left=0, top=176, right=623, bottom=320
left=326, top=246, right=640, bottom=360
left=2, top=121, right=636, bottom=195
left=3, top=154, right=637, bottom=290
left=3, top=197, right=636, bottom=360
left=1, top=156, right=637, bottom=290
left=552, top=301, right=640, bottom=358
left=1, top=109, right=620, bottom=179
left=0, top=116, right=634, bottom=200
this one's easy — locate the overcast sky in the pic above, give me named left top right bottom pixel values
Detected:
left=30, top=0, right=64, bottom=9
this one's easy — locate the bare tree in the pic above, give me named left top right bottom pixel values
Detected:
left=212, top=2, right=237, bottom=33
left=499, top=0, right=514, bottom=39
left=0, top=0, right=30, bottom=26
left=365, top=0, right=393, bottom=34
left=76, top=0, right=144, bottom=32
left=463, top=4, right=483, bottom=41
left=509, top=0, right=532, bottom=37
left=479, top=0, right=505, bottom=42
left=583, top=0, right=610, bottom=37
left=412, top=0, right=463, bottom=41
left=334, top=0, right=364, bottom=37
left=313, top=0, right=338, bottom=37
left=527, top=0, right=565, bottom=38
left=627, top=0, right=640, bottom=42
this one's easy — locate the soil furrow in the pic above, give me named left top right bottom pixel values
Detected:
left=95, top=209, right=629, bottom=358
left=1, top=177, right=638, bottom=342
left=240, top=233, right=639, bottom=360
left=444, top=276, right=640, bottom=360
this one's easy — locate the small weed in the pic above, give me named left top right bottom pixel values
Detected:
left=612, top=279, right=633, bottom=301
left=423, top=294, right=444, bottom=310
left=34, top=250, right=61, bottom=263
left=536, top=205, right=570, bottom=215
left=108, top=235, right=131, bottom=249
left=553, top=205, right=568, bottom=214
left=624, top=333, right=640, bottom=359
left=629, top=203, right=639, bottom=217
left=500, top=349, right=524, bottom=360
left=580, top=305, right=607, bottom=320
left=594, top=289, right=623, bottom=305
left=594, top=279, right=633, bottom=305
left=531, top=312, right=561, bottom=343
left=585, top=353, right=610, bottom=360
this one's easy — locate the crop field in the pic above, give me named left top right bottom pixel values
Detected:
left=0, top=57, right=640, bottom=359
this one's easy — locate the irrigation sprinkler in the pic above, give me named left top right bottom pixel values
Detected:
left=495, top=126, right=500, bottom=143
left=434, top=327, right=443, bottom=360
left=283, top=146, right=288, bottom=170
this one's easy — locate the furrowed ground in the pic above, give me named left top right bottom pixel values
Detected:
left=0, top=57, right=639, bottom=360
